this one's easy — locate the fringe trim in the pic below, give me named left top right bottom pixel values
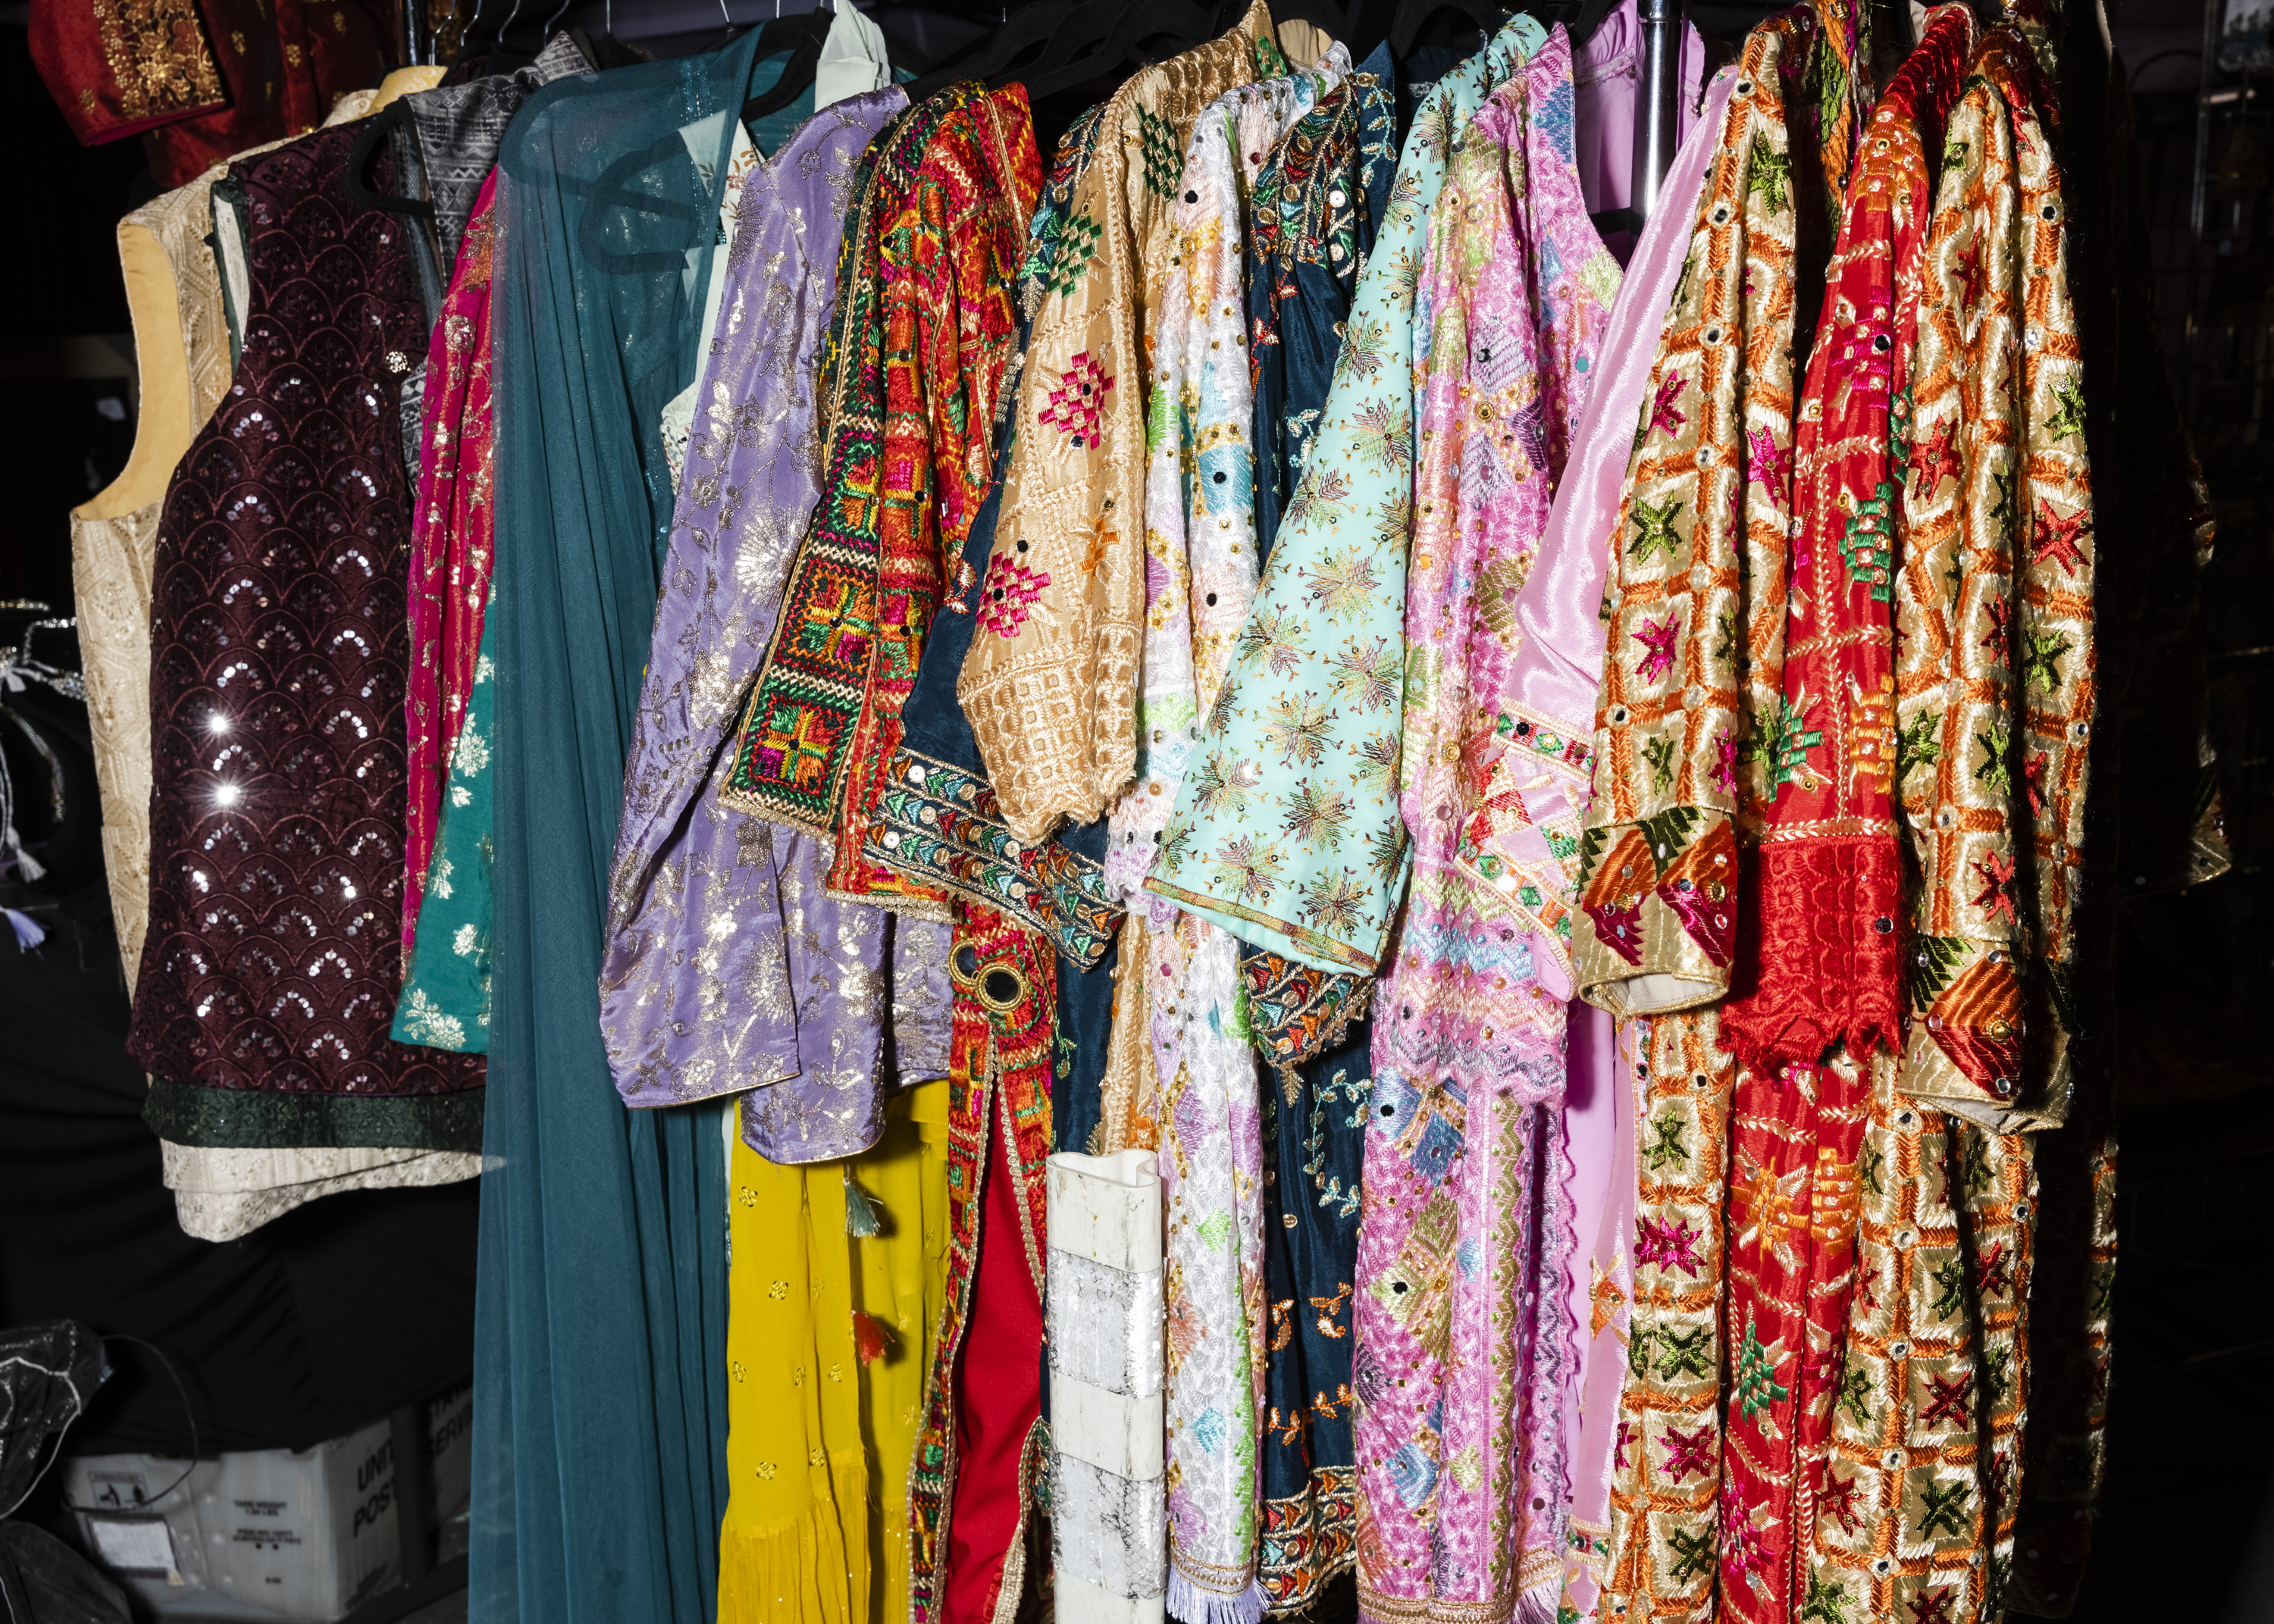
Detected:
left=717, top=1457, right=871, bottom=1624
left=1514, top=1578, right=1563, bottom=1624
left=1167, top=1569, right=1266, bottom=1624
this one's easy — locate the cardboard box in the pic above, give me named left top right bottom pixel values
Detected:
left=64, top=1412, right=419, bottom=1621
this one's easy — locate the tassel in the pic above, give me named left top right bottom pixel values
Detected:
left=850, top=1310, right=892, bottom=1364
left=1515, top=1579, right=1565, bottom=1624
left=3, top=906, right=45, bottom=953
left=1165, top=1571, right=1265, bottom=1624
left=843, top=1171, right=884, bottom=1238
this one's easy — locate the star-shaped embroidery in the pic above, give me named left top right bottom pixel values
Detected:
left=2022, top=626, right=2072, bottom=692
left=1746, top=133, right=1791, bottom=214
left=2046, top=375, right=2088, bottom=442
left=1634, top=612, right=1682, bottom=683
left=2031, top=496, right=2090, bottom=576
left=1627, top=496, right=1686, bottom=563
left=1746, top=424, right=1793, bottom=490
left=1970, top=849, right=2017, bottom=925
left=1909, top=420, right=1959, bottom=496
left=1731, top=1151, right=1811, bottom=1262
left=1922, top=1369, right=1975, bottom=1428
left=1818, top=1470, right=1864, bottom=1535
left=1661, top=1422, right=1715, bottom=1480
left=1981, top=594, right=2012, bottom=657
left=1649, top=373, right=1690, bottom=438
left=1954, top=239, right=1985, bottom=308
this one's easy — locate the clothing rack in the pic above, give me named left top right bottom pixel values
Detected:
left=400, top=0, right=1695, bottom=192
left=1631, top=0, right=1682, bottom=216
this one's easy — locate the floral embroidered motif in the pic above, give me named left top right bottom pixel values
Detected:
left=978, top=552, right=1051, bottom=637
left=1038, top=349, right=1114, bottom=445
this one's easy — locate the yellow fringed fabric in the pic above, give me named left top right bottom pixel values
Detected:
left=719, top=1081, right=950, bottom=1624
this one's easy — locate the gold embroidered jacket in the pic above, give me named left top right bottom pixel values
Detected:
left=954, top=0, right=1276, bottom=843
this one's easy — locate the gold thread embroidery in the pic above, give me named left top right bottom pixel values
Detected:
left=89, top=0, right=224, bottom=124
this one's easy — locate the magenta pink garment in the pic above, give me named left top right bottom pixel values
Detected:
left=402, top=171, right=500, bottom=952
left=1521, top=61, right=1737, bottom=1617
left=1355, top=30, right=1620, bottom=1622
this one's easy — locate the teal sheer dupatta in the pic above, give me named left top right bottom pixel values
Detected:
left=473, top=30, right=797, bottom=1624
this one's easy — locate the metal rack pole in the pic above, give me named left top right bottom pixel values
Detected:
left=1632, top=0, right=1684, bottom=219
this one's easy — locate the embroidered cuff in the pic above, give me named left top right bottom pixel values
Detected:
left=960, top=652, right=1113, bottom=842
left=1573, top=807, right=1737, bottom=1015
left=1898, top=938, right=2074, bottom=1131
left=1239, top=950, right=1370, bottom=1076
left=863, top=749, right=1121, bottom=965
left=1449, top=707, right=1592, bottom=997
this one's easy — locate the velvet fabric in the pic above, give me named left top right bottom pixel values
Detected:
left=31, top=0, right=394, bottom=188
left=127, top=121, right=487, bottom=1151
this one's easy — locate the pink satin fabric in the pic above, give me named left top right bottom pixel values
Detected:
left=1527, top=63, right=1740, bottom=1618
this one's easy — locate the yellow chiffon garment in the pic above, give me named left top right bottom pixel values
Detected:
left=720, top=1081, right=948, bottom=1624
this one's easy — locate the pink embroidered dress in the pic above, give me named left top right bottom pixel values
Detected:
left=402, top=172, right=500, bottom=951
left=1353, top=32, right=1618, bottom=1624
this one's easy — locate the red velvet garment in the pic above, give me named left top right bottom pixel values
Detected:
left=128, top=124, right=484, bottom=1104
left=1721, top=12, right=1972, bottom=1075
left=403, top=174, right=500, bottom=953
left=27, top=0, right=226, bottom=146
left=30, top=0, right=392, bottom=189
left=943, top=1100, right=1048, bottom=1624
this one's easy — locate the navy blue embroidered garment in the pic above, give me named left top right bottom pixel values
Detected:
left=1244, top=52, right=1396, bottom=1608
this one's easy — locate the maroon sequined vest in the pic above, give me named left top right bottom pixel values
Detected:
left=128, top=124, right=487, bottom=1118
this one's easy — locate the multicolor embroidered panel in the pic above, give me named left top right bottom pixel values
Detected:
left=1721, top=8, right=1973, bottom=1078
left=1598, top=1009, right=1740, bottom=1624
left=956, top=1, right=1276, bottom=843
left=1893, top=26, right=2095, bottom=1132
left=719, top=99, right=937, bottom=834
left=1146, top=14, right=1549, bottom=975
left=828, top=86, right=1041, bottom=910
left=1809, top=1090, right=2035, bottom=1624
left=1716, top=25, right=1978, bottom=1624
left=1572, top=19, right=1823, bottom=1020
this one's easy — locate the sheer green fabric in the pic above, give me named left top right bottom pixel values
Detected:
left=472, top=31, right=796, bottom=1624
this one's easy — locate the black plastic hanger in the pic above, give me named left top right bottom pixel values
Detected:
left=904, top=0, right=1082, bottom=101
left=1388, top=0, right=1502, bottom=58
left=741, top=11, right=832, bottom=124
left=343, top=104, right=437, bottom=220
left=1019, top=0, right=1226, bottom=98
